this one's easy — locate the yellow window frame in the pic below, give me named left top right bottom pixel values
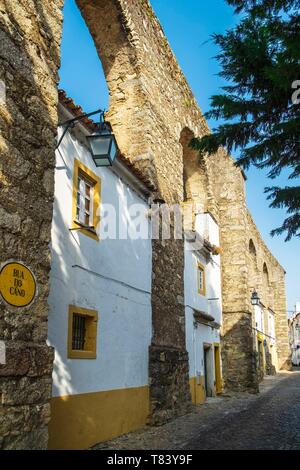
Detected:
left=72, top=159, right=101, bottom=241
left=197, top=261, right=206, bottom=296
left=68, top=305, right=98, bottom=359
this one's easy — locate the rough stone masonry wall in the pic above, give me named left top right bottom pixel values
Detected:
left=246, top=212, right=291, bottom=371
left=0, top=0, right=63, bottom=449
left=211, top=147, right=291, bottom=392
left=212, top=144, right=291, bottom=392
left=210, top=149, right=259, bottom=393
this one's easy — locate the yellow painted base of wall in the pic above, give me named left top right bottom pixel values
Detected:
left=189, top=377, right=206, bottom=404
left=48, top=385, right=149, bottom=450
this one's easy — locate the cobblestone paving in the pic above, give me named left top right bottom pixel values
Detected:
left=93, top=371, right=300, bottom=450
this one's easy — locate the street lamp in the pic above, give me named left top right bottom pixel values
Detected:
left=56, top=109, right=118, bottom=167
left=251, top=290, right=260, bottom=306
left=87, top=117, right=118, bottom=167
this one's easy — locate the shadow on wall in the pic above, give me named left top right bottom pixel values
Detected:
left=48, top=178, right=74, bottom=397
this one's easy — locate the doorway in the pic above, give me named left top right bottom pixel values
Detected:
left=203, top=344, right=213, bottom=397
left=257, top=339, right=264, bottom=381
left=214, top=343, right=222, bottom=394
left=204, top=347, right=208, bottom=396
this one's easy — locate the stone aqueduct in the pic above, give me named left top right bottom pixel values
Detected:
left=0, top=0, right=290, bottom=448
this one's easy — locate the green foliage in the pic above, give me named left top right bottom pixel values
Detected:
left=192, top=0, right=300, bottom=240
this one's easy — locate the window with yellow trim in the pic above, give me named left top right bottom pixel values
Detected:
left=76, top=172, right=94, bottom=227
left=197, top=262, right=206, bottom=296
left=72, top=159, right=101, bottom=241
left=68, top=305, right=98, bottom=359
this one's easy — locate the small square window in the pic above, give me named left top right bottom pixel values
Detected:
left=68, top=305, right=98, bottom=359
left=72, top=159, right=101, bottom=241
left=72, top=314, right=86, bottom=350
left=197, top=262, right=206, bottom=296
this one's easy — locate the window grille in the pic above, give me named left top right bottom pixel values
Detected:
left=72, top=313, right=86, bottom=350
left=198, top=268, right=204, bottom=290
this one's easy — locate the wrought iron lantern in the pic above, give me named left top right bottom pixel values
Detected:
left=251, top=290, right=260, bottom=306
left=87, top=117, right=118, bottom=167
left=56, top=108, right=118, bottom=167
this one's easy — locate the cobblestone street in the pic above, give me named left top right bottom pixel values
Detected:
left=94, top=371, right=300, bottom=450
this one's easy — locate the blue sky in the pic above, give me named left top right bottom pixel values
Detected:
left=59, top=0, right=299, bottom=313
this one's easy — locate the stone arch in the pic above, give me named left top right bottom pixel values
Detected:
left=180, top=127, right=209, bottom=209
left=74, top=0, right=145, bottom=160
left=249, top=239, right=257, bottom=258
left=74, top=0, right=211, bottom=204
left=60, top=0, right=109, bottom=108
left=248, top=238, right=259, bottom=294
left=71, top=0, right=206, bottom=201
left=248, top=238, right=258, bottom=273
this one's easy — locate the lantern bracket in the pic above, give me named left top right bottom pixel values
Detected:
left=56, top=108, right=105, bottom=150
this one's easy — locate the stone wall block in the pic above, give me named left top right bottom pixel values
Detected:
left=149, top=345, right=191, bottom=425
left=0, top=0, right=62, bottom=449
left=0, top=403, right=50, bottom=450
left=1, top=376, right=52, bottom=406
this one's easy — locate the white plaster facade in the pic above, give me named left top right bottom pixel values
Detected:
left=46, top=100, right=224, bottom=446
left=254, top=305, right=264, bottom=334
left=184, top=213, right=223, bottom=400
left=289, top=305, right=300, bottom=366
left=252, top=303, right=278, bottom=377
left=48, top=105, right=152, bottom=399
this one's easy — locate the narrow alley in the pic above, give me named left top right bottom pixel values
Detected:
left=94, top=371, right=300, bottom=451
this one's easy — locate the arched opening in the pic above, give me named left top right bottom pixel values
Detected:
left=60, top=0, right=109, bottom=112
left=180, top=127, right=208, bottom=209
left=248, top=239, right=258, bottom=299
left=58, top=0, right=146, bottom=161
left=263, top=262, right=270, bottom=286
left=249, top=239, right=257, bottom=258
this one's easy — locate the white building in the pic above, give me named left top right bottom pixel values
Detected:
left=253, top=303, right=278, bottom=377
left=184, top=213, right=223, bottom=403
left=289, top=303, right=300, bottom=366
left=47, top=96, right=153, bottom=449
left=47, top=92, right=224, bottom=449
